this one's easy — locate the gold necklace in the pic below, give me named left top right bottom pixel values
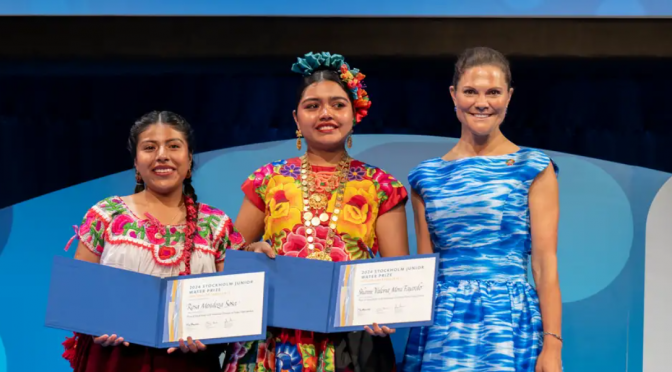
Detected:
left=300, top=153, right=351, bottom=261
left=144, top=193, right=185, bottom=239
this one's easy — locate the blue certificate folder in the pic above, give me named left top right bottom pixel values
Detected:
left=223, top=250, right=439, bottom=333
left=45, top=256, right=269, bottom=348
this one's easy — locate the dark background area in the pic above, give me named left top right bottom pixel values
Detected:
left=1, top=16, right=670, bottom=209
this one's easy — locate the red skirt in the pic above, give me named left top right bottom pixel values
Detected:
left=68, top=334, right=223, bottom=372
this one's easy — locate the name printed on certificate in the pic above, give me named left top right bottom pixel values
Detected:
left=334, top=257, right=436, bottom=328
left=163, top=272, right=265, bottom=342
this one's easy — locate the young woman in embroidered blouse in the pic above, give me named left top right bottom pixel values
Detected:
left=221, top=52, right=410, bottom=372
left=61, top=111, right=245, bottom=372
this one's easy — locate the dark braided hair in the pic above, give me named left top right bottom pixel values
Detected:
left=127, top=110, right=200, bottom=276
left=127, top=111, right=198, bottom=204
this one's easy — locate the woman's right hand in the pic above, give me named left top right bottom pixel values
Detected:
left=247, top=241, right=276, bottom=259
left=93, top=334, right=129, bottom=347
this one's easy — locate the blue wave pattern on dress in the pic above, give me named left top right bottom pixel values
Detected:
left=401, top=148, right=557, bottom=372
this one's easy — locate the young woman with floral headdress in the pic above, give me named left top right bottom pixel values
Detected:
left=223, top=52, right=410, bottom=372
left=60, top=111, right=245, bottom=372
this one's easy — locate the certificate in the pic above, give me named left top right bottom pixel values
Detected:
left=163, top=273, right=265, bottom=342
left=333, top=257, right=436, bottom=328
left=223, top=250, right=439, bottom=333
left=45, top=256, right=269, bottom=348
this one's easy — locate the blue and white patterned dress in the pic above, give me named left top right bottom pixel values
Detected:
left=401, top=148, right=557, bottom=372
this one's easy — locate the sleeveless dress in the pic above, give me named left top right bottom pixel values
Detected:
left=401, top=148, right=558, bottom=372
left=222, top=157, right=408, bottom=372
left=61, top=196, right=245, bottom=372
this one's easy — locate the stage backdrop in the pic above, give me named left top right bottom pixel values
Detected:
left=0, top=134, right=670, bottom=372
left=1, top=0, right=671, bottom=16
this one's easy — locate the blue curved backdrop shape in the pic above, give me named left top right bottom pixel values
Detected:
left=0, top=134, right=669, bottom=372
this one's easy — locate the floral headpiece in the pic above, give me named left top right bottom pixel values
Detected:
left=291, top=51, right=371, bottom=124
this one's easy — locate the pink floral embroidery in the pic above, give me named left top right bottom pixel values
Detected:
left=230, top=231, right=244, bottom=246
left=145, top=224, right=166, bottom=245
left=77, top=197, right=242, bottom=269
left=201, top=204, right=224, bottom=216
left=194, top=233, right=208, bottom=246
left=283, top=225, right=348, bottom=261
left=79, top=213, right=96, bottom=236
left=253, top=163, right=275, bottom=188
left=111, top=214, right=134, bottom=236
left=372, top=168, right=397, bottom=197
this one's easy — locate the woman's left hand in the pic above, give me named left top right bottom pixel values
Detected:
left=167, top=337, right=207, bottom=354
left=535, top=343, right=562, bottom=372
left=364, top=323, right=395, bottom=337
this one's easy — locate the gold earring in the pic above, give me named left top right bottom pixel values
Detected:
left=135, top=171, right=143, bottom=185
left=347, top=135, right=352, bottom=149
left=296, top=129, right=302, bottom=150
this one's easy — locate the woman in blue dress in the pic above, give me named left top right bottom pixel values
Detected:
left=401, top=47, right=563, bottom=372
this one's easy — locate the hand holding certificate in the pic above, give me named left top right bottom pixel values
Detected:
left=334, top=257, right=436, bottom=333
left=45, top=256, right=269, bottom=348
left=162, top=273, right=265, bottom=353
left=163, top=274, right=265, bottom=343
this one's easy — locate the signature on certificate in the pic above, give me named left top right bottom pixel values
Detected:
left=224, top=318, right=234, bottom=328
left=205, top=321, right=219, bottom=329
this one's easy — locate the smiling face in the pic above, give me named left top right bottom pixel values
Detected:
left=450, top=64, right=513, bottom=137
left=134, top=123, right=192, bottom=195
left=294, top=79, right=354, bottom=151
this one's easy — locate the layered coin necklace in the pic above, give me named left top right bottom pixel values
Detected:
left=300, top=152, right=351, bottom=261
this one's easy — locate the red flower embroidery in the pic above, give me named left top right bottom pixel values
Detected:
left=283, top=225, right=349, bottom=261
left=158, top=246, right=177, bottom=260
left=372, top=168, right=396, bottom=196
left=274, top=190, right=290, bottom=204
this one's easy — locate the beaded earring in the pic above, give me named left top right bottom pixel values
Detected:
left=296, top=129, right=302, bottom=150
